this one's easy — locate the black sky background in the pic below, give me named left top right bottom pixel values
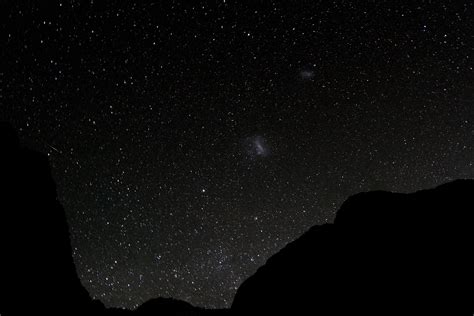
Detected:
left=1, top=0, right=473, bottom=309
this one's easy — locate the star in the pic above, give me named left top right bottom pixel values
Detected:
left=4, top=1, right=472, bottom=310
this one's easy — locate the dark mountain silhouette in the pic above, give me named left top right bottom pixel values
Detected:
left=134, top=297, right=231, bottom=315
left=232, top=180, right=474, bottom=314
left=0, top=123, right=231, bottom=316
left=0, top=122, right=105, bottom=315
left=1, top=122, right=472, bottom=315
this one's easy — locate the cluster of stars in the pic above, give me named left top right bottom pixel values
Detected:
left=2, top=1, right=473, bottom=310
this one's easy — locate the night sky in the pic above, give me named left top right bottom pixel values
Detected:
left=2, top=0, right=473, bottom=309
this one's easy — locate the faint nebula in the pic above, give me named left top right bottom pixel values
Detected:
left=299, top=69, right=315, bottom=80
left=244, top=135, right=270, bottom=159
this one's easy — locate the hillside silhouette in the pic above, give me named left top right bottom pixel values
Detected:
left=1, top=122, right=472, bottom=315
left=232, top=180, right=474, bottom=314
left=0, top=122, right=104, bottom=315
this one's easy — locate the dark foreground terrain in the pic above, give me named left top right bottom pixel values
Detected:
left=1, top=122, right=472, bottom=315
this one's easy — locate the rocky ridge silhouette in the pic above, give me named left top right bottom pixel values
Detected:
left=1, top=122, right=472, bottom=315
left=232, top=180, right=474, bottom=314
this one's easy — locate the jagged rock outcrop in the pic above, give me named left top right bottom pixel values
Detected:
left=2, top=122, right=472, bottom=315
left=0, top=124, right=233, bottom=315
left=0, top=122, right=104, bottom=315
left=231, top=180, right=474, bottom=314
left=135, top=297, right=201, bottom=315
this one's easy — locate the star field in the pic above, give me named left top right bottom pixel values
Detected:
left=1, top=1, right=473, bottom=309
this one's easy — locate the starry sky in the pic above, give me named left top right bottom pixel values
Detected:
left=1, top=0, right=473, bottom=309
